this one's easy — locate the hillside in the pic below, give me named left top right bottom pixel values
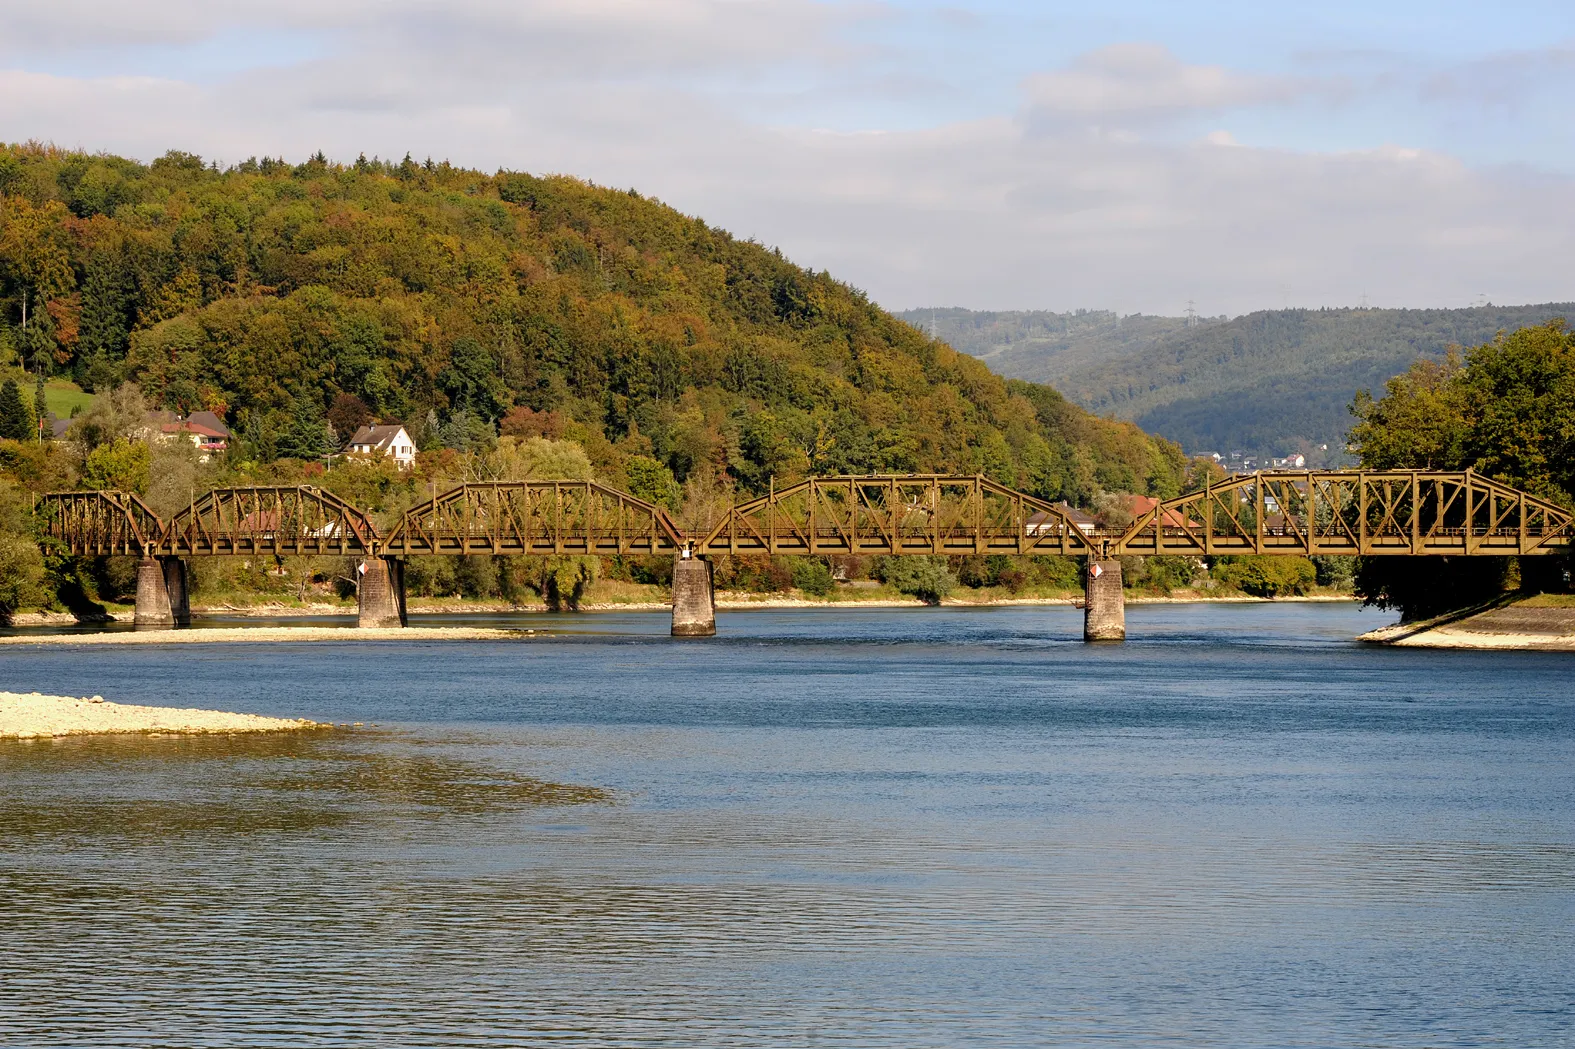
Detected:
left=908, top=304, right=1575, bottom=462
left=0, top=145, right=1190, bottom=508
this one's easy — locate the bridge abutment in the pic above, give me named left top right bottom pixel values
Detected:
left=1083, top=559, right=1125, bottom=642
left=358, top=557, right=408, bottom=628
left=671, top=554, right=716, bottom=637
left=134, top=557, right=190, bottom=629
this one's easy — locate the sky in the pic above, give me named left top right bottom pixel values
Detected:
left=2, top=0, right=1573, bottom=316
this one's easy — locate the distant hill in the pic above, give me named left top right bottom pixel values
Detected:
left=902, top=304, right=1575, bottom=462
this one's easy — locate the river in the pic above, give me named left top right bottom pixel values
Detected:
left=1, top=602, right=1572, bottom=1047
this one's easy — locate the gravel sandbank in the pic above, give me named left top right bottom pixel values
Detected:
left=0, top=626, right=531, bottom=646
left=0, top=691, right=326, bottom=740
left=1360, top=603, right=1575, bottom=651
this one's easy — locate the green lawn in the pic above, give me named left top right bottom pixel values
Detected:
left=42, top=380, right=95, bottom=420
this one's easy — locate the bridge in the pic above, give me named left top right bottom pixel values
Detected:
left=32, top=470, right=1574, bottom=642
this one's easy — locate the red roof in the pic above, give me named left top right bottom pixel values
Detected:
left=1125, top=495, right=1194, bottom=528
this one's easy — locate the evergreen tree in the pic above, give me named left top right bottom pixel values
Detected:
left=0, top=380, right=34, bottom=441
left=78, top=250, right=136, bottom=386
left=275, top=395, right=330, bottom=461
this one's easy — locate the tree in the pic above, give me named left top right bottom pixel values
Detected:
left=624, top=454, right=680, bottom=510
left=276, top=396, right=330, bottom=461
left=791, top=558, right=835, bottom=596
left=1349, top=321, right=1575, bottom=618
left=1212, top=555, right=1316, bottom=597
left=877, top=555, right=955, bottom=605
left=0, top=379, right=34, bottom=441
left=81, top=438, right=151, bottom=493
left=326, top=393, right=372, bottom=446
left=0, top=479, right=46, bottom=618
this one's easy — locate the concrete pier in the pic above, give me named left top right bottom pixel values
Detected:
left=1083, top=558, right=1126, bottom=642
left=358, top=557, right=407, bottom=628
left=134, top=557, right=190, bottom=629
left=671, top=555, right=716, bottom=637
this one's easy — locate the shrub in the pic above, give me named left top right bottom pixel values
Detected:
left=1212, top=555, right=1317, bottom=597
left=791, top=558, right=835, bottom=596
left=876, top=555, right=956, bottom=605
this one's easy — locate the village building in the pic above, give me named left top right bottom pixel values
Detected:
left=1026, top=502, right=1098, bottom=537
left=146, top=410, right=231, bottom=459
left=346, top=423, right=417, bottom=470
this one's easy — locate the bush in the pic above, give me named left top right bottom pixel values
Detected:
left=1121, top=555, right=1200, bottom=594
left=0, top=479, right=45, bottom=616
left=876, top=555, right=956, bottom=605
left=1311, top=555, right=1357, bottom=590
left=791, top=559, right=835, bottom=596
left=1212, top=555, right=1317, bottom=597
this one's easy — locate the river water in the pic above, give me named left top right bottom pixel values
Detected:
left=1, top=603, right=1572, bottom=1047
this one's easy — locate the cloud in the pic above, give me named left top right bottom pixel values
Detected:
left=2, top=6, right=1573, bottom=317
left=1021, top=43, right=1308, bottom=130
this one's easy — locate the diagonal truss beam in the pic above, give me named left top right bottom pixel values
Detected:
left=1113, top=470, right=1574, bottom=557
left=695, top=475, right=1100, bottom=557
left=33, top=490, right=164, bottom=557
left=162, top=486, right=380, bottom=557
left=381, top=481, right=684, bottom=556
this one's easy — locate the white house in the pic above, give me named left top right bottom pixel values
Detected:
left=347, top=423, right=416, bottom=470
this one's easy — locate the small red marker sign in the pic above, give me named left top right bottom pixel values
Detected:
left=1089, top=563, right=1103, bottom=579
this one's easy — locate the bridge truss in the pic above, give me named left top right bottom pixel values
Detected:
left=696, top=475, right=1099, bottom=557
left=31, top=471, right=1574, bottom=562
left=35, top=490, right=164, bottom=557
left=380, top=481, right=684, bottom=556
left=162, top=486, right=379, bottom=557
left=1114, top=470, right=1574, bottom=558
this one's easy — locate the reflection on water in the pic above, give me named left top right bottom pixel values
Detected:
left=1, top=604, right=1572, bottom=1047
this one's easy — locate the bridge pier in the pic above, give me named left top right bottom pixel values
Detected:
left=358, top=557, right=407, bottom=628
left=134, top=557, right=190, bottom=629
left=671, top=554, right=716, bottom=637
left=1084, top=558, right=1125, bottom=642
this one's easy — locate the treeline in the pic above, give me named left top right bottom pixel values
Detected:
left=1350, top=321, right=1575, bottom=618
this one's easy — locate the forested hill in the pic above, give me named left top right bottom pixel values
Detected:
left=908, top=304, right=1575, bottom=463
left=0, top=145, right=1187, bottom=504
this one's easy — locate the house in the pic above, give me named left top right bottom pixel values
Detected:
left=1027, top=502, right=1098, bottom=537
left=1122, top=495, right=1194, bottom=529
left=147, top=410, right=231, bottom=459
left=347, top=423, right=416, bottom=470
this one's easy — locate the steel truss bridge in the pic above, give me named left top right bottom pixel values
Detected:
left=33, top=470, right=1575, bottom=561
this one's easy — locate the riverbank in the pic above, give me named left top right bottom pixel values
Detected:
left=0, top=626, right=532, bottom=646
left=2, top=590, right=1361, bottom=628
left=1359, top=595, right=1575, bottom=651
left=0, top=690, right=328, bottom=739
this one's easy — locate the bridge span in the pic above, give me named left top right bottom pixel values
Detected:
left=32, top=471, right=1573, bottom=642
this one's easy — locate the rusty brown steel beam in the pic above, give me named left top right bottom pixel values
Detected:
left=694, top=475, right=1101, bottom=557
left=161, top=485, right=380, bottom=557
left=34, top=490, right=164, bottom=557
left=1112, top=470, right=1574, bottom=557
left=380, top=480, right=684, bottom=556
left=33, top=471, right=1572, bottom=560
